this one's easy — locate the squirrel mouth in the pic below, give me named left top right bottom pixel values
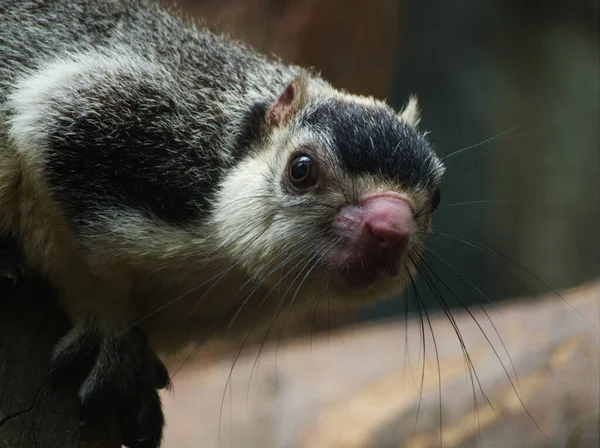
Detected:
left=336, top=261, right=400, bottom=288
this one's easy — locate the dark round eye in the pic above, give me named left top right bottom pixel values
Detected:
left=431, top=187, right=441, bottom=211
left=288, top=154, right=318, bottom=190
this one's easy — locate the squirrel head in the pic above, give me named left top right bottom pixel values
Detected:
left=211, top=72, right=444, bottom=306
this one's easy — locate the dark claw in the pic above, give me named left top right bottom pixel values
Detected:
left=51, top=325, right=170, bottom=448
left=0, top=234, right=23, bottom=287
left=121, top=388, right=165, bottom=448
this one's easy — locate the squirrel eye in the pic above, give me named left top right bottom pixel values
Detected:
left=431, top=187, right=441, bottom=211
left=288, top=154, right=318, bottom=190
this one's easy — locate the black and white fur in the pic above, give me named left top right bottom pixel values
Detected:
left=0, top=1, right=444, bottom=446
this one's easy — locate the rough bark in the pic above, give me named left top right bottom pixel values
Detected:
left=0, top=278, right=120, bottom=448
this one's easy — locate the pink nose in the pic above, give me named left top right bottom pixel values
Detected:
left=362, top=193, right=414, bottom=250
left=336, top=192, right=414, bottom=277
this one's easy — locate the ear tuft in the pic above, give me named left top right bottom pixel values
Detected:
left=267, top=71, right=310, bottom=127
left=398, top=94, right=421, bottom=128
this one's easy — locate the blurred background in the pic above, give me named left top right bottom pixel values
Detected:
left=170, top=0, right=599, bottom=317
left=160, top=0, right=599, bottom=447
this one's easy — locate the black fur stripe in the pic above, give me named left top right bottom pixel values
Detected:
left=301, top=100, right=439, bottom=189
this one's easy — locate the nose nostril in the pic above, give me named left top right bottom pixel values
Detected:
left=367, top=222, right=410, bottom=247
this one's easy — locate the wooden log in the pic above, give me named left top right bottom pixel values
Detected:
left=161, top=281, right=600, bottom=448
left=0, top=278, right=120, bottom=448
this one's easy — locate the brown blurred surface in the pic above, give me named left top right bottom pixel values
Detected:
left=161, top=281, right=600, bottom=448
left=168, top=0, right=402, bottom=99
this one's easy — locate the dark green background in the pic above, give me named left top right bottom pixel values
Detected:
left=364, top=0, right=599, bottom=319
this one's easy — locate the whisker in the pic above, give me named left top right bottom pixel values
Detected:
left=247, top=237, right=342, bottom=398
left=409, top=263, right=445, bottom=446
left=219, top=237, right=337, bottom=438
left=417, top=248, right=549, bottom=439
left=441, top=127, right=522, bottom=161
left=250, top=252, right=322, bottom=389
left=401, top=281, right=421, bottom=392
left=406, top=269, right=429, bottom=438
left=411, top=245, right=548, bottom=440
left=123, top=265, right=236, bottom=333
left=225, top=228, right=331, bottom=332
left=239, top=248, right=326, bottom=390
left=438, top=199, right=517, bottom=209
left=412, top=253, right=490, bottom=437
left=421, top=244, right=522, bottom=395
left=130, top=210, right=280, bottom=315
left=428, top=225, right=595, bottom=326
left=131, top=223, right=330, bottom=383
left=273, top=239, right=342, bottom=368
left=206, top=235, right=330, bottom=398
left=158, top=219, right=318, bottom=378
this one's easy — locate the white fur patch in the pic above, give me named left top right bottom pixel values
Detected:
left=7, top=49, right=154, bottom=158
left=8, top=58, right=85, bottom=154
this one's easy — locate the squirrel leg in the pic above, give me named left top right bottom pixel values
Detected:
left=50, top=274, right=170, bottom=448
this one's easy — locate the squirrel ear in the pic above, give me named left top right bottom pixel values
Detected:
left=267, top=71, right=310, bottom=127
left=398, top=94, right=421, bottom=128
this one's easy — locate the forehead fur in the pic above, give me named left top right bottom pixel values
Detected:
left=295, top=97, right=443, bottom=190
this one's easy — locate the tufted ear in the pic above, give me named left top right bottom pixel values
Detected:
left=266, top=71, right=310, bottom=127
left=398, top=94, right=421, bottom=128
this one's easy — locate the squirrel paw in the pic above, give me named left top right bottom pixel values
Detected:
left=50, top=324, right=171, bottom=448
left=0, top=235, right=23, bottom=286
